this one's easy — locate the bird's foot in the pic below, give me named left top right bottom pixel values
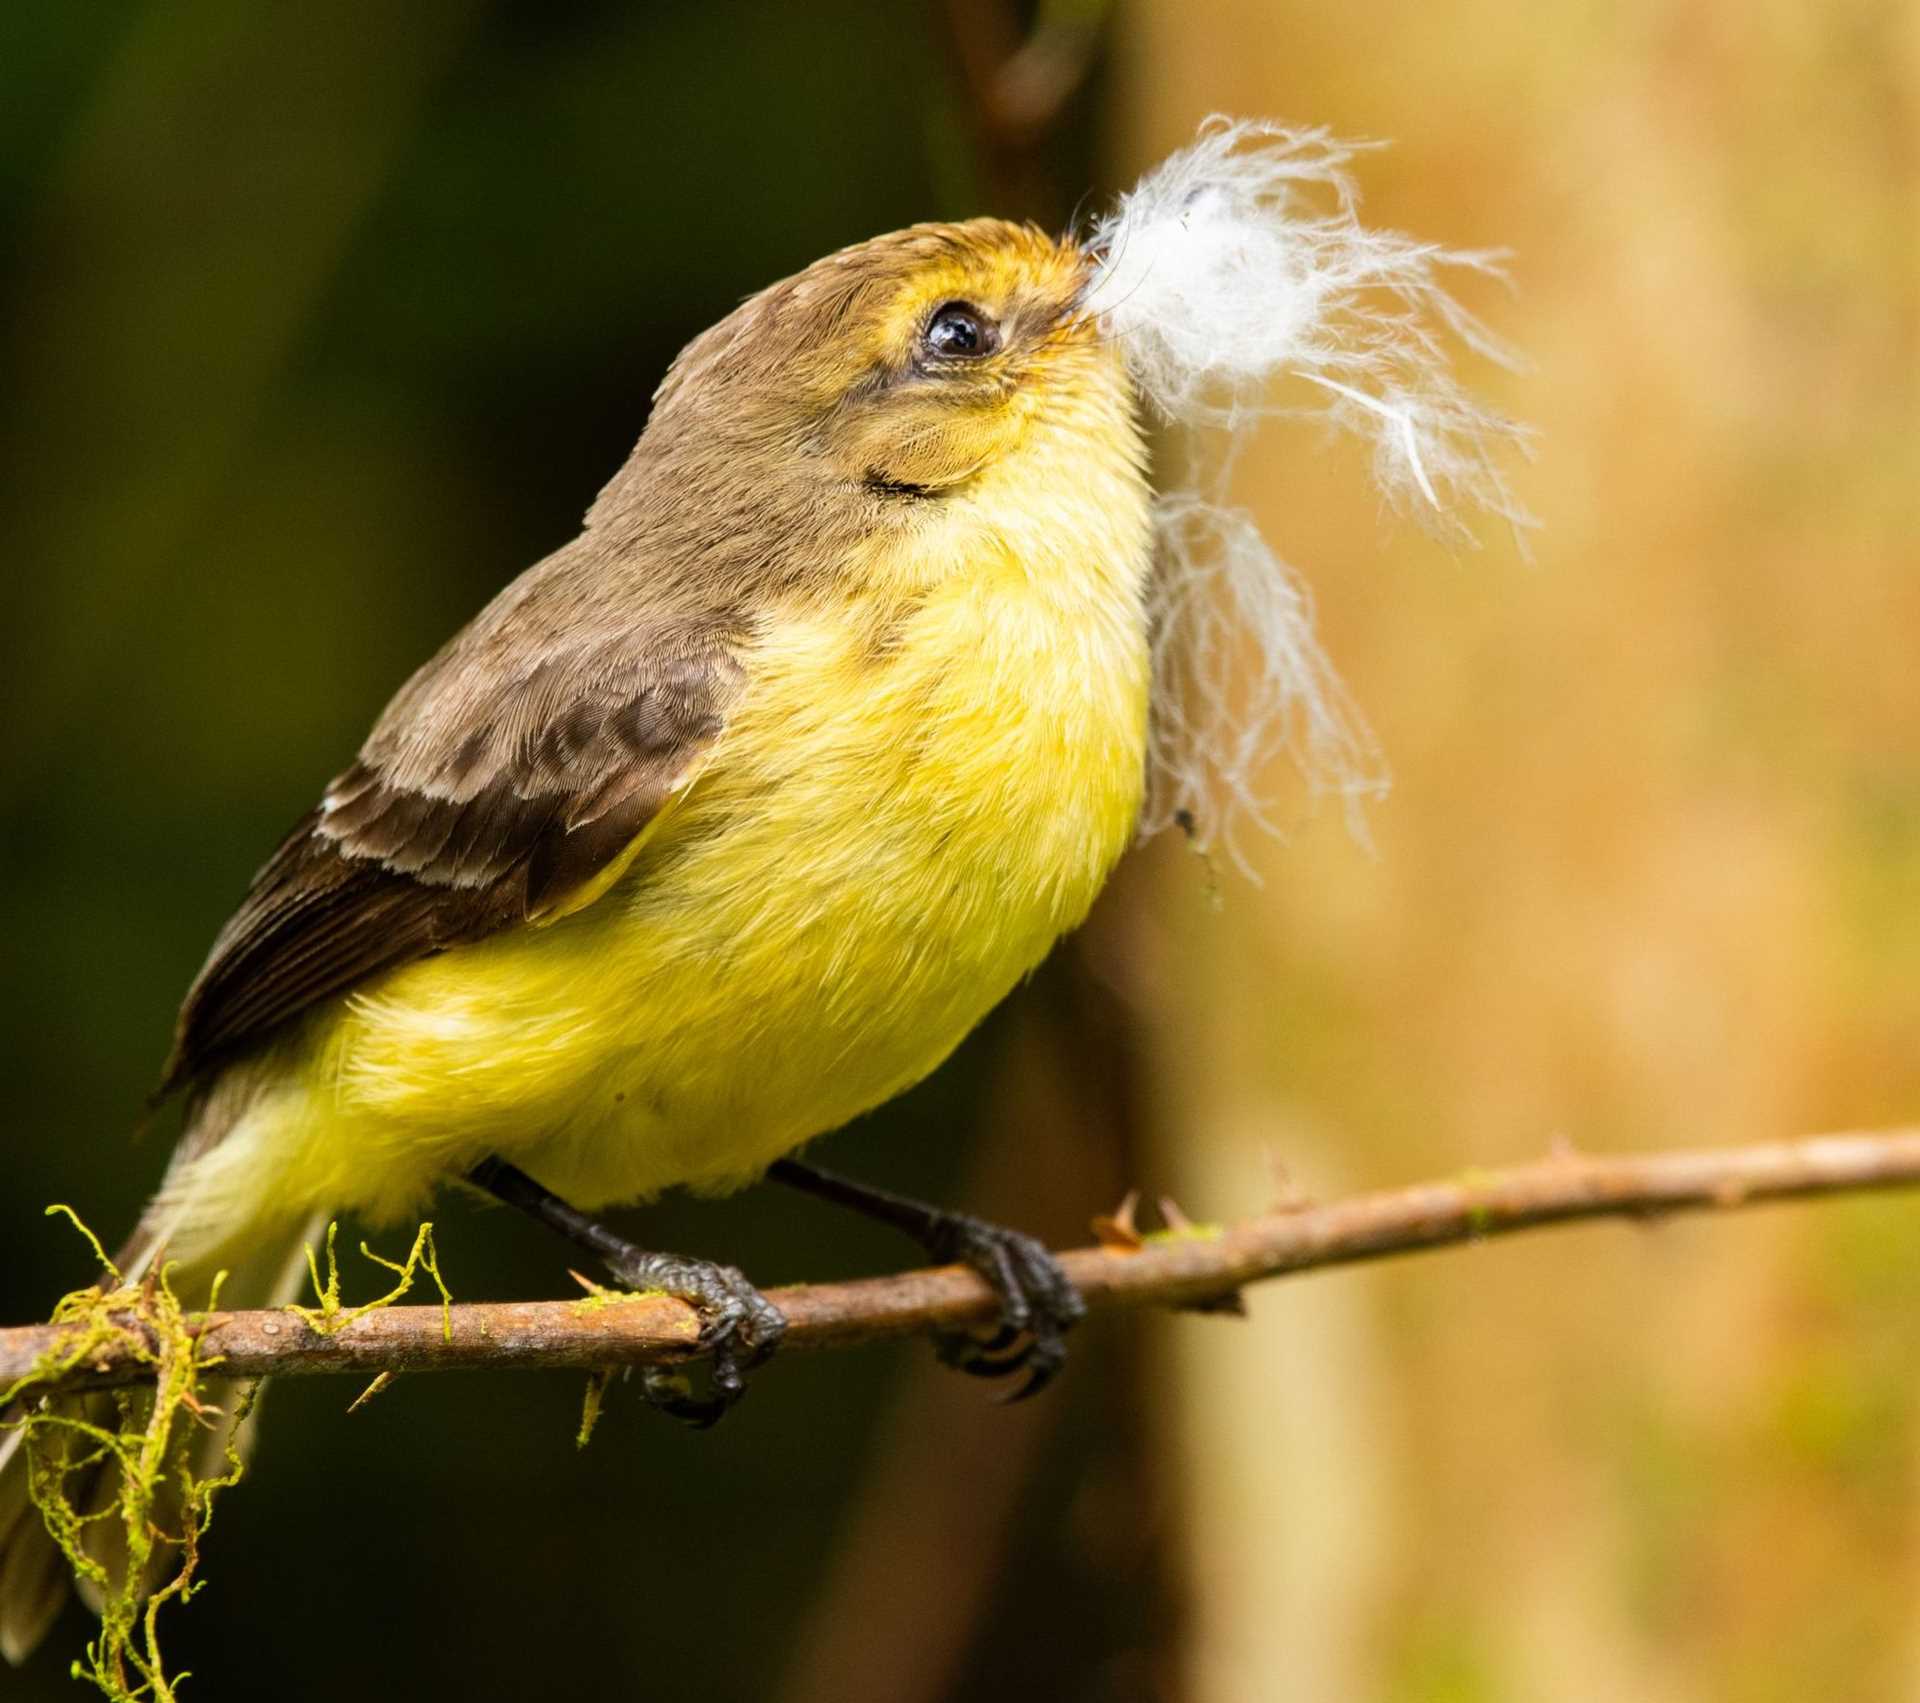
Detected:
left=604, top=1250, right=787, bottom=1429
left=924, top=1215, right=1085, bottom=1402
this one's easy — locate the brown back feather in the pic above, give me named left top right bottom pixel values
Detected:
left=161, top=604, right=745, bottom=1094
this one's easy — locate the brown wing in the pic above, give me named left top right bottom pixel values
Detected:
left=160, top=614, right=743, bottom=1096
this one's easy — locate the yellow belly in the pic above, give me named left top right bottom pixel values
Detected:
left=191, top=542, right=1148, bottom=1234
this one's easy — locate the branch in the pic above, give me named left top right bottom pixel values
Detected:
left=7, top=1129, right=1920, bottom=1396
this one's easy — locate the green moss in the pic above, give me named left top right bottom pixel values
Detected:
left=287, top=1220, right=453, bottom=1342
left=568, top=1276, right=666, bottom=1313
left=1, top=1208, right=246, bottom=1703
left=1454, top=1169, right=1498, bottom=1236
left=1142, top=1221, right=1225, bottom=1244
left=3, top=1210, right=459, bottom=1701
left=567, top=1277, right=674, bottom=1446
left=575, top=1370, right=614, bottom=1450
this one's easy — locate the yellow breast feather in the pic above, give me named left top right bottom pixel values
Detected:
left=163, top=364, right=1152, bottom=1244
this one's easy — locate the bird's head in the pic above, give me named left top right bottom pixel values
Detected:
left=596, top=219, right=1146, bottom=576
left=587, top=122, right=1527, bottom=849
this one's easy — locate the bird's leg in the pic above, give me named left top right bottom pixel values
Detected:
left=765, top=1158, right=1084, bottom=1400
left=467, top=1156, right=785, bottom=1428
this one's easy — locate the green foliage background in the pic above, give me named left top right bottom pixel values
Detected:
left=0, top=5, right=1149, bottom=1698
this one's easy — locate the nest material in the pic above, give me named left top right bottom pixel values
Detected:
left=1083, top=119, right=1535, bottom=851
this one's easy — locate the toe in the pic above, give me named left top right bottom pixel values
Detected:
left=931, top=1218, right=1084, bottom=1395
left=999, top=1326, right=1069, bottom=1403
left=641, top=1366, right=729, bottom=1429
left=934, top=1327, right=1031, bottom=1377
left=611, top=1255, right=786, bottom=1428
left=997, top=1231, right=1083, bottom=1320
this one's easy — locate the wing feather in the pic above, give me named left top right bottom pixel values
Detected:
left=159, top=610, right=743, bottom=1094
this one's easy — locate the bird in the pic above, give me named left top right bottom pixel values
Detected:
left=0, top=215, right=1154, bottom=1661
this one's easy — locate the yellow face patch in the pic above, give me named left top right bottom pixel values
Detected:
left=812, top=223, right=1115, bottom=499
left=855, top=224, right=1090, bottom=375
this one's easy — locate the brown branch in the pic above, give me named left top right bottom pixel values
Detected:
left=7, top=1129, right=1920, bottom=1396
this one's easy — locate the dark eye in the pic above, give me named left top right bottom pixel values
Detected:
left=922, top=301, right=997, bottom=360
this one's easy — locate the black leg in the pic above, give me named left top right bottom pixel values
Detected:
left=468, top=1156, right=786, bottom=1428
left=766, top=1157, right=1084, bottom=1400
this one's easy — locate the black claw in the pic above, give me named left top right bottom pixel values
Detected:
left=923, top=1216, right=1083, bottom=1397
left=1003, top=1331, right=1070, bottom=1403
left=605, top=1252, right=786, bottom=1428
left=972, top=1323, right=1027, bottom=1356
left=934, top=1334, right=1031, bottom=1377
left=639, top=1368, right=725, bottom=1429
left=464, top=1159, right=787, bottom=1429
left=986, top=1318, right=1071, bottom=1402
left=761, top=1161, right=1085, bottom=1402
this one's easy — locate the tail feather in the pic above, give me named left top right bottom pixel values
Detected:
left=0, top=1209, right=323, bottom=1666
left=0, top=1502, right=66, bottom=1667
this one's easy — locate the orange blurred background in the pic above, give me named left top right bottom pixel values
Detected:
left=1118, top=1, right=1919, bottom=1695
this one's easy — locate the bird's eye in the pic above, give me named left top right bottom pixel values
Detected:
left=922, top=302, right=997, bottom=360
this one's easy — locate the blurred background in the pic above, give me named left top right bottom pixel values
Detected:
left=1, top=1, right=1915, bottom=1697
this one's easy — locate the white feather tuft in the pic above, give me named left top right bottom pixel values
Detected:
left=1083, top=117, right=1535, bottom=851
left=1145, top=496, right=1387, bottom=857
